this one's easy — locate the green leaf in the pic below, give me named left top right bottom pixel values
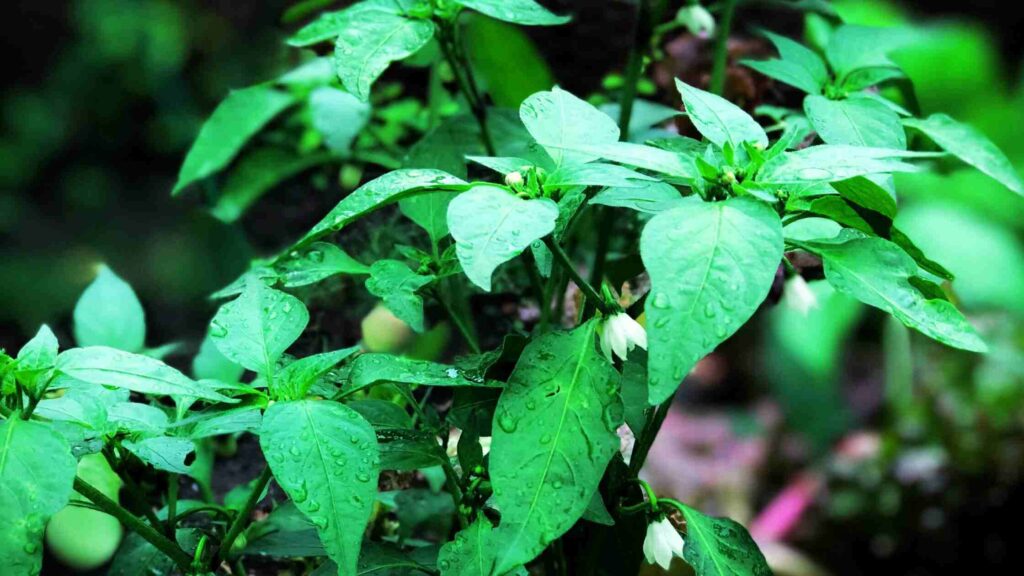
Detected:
left=332, top=11, right=435, bottom=101
left=675, top=80, right=768, bottom=149
left=903, top=113, right=1023, bottom=195
left=173, top=85, right=294, bottom=195
left=299, top=169, right=467, bottom=247
left=467, top=156, right=535, bottom=176
left=288, top=1, right=413, bottom=46
left=825, top=25, right=909, bottom=81
left=123, top=436, right=196, bottom=475
left=0, top=418, right=77, bottom=574
left=178, top=406, right=263, bottom=439
left=277, top=242, right=370, bottom=288
left=544, top=163, right=657, bottom=189
left=455, top=0, right=570, bottom=26
left=805, top=94, right=906, bottom=149
left=348, top=354, right=502, bottom=393
left=547, top=140, right=697, bottom=181
left=407, top=112, right=541, bottom=179
left=108, top=402, right=170, bottom=435
left=211, top=147, right=335, bottom=223
left=620, top=350, right=650, bottom=436
left=209, top=281, right=310, bottom=381
left=642, top=198, right=783, bottom=404
left=438, top=518, right=497, bottom=576
left=34, top=389, right=112, bottom=432
left=591, top=181, right=684, bottom=214
left=742, top=31, right=827, bottom=94
left=448, top=186, right=559, bottom=291
left=758, top=145, right=930, bottom=185
left=56, top=347, right=236, bottom=403
left=488, top=323, right=622, bottom=573
left=278, top=347, right=360, bottom=401
left=310, top=87, right=371, bottom=153
left=378, top=432, right=447, bottom=471
left=74, top=265, right=146, bottom=352
left=831, top=175, right=897, bottom=219
left=365, top=260, right=435, bottom=332
left=400, top=192, right=459, bottom=244
left=15, top=324, right=59, bottom=395
left=465, top=16, right=557, bottom=108
left=795, top=232, right=987, bottom=352
left=520, top=87, right=619, bottom=167
left=679, top=504, right=772, bottom=576
left=260, top=400, right=379, bottom=576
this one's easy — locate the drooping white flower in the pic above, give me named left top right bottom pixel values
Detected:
left=676, top=5, right=716, bottom=38
left=785, top=275, right=818, bottom=316
left=600, top=312, right=648, bottom=362
left=643, top=517, right=685, bottom=570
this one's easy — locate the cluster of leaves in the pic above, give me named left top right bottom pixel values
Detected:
left=3, top=1, right=1022, bottom=575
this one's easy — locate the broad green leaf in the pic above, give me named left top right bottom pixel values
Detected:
left=620, top=350, right=650, bottom=436
left=0, top=418, right=77, bottom=574
left=831, top=175, right=897, bottom=219
left=333, top=11, right=435, bottom=101
left=520, top=87, right=619, bottom=167
left=277, top=347, right=360, bottom=401
left=298, top=169, right=467, bottom=247
left=825, top=25, right=910, bottom=81
left=465, top=15, right=556, bottom=108
left=56, top=347, right=235, bottom=403
left=447, top=186, right=558, bottom=291
left=177, top=406, right=263, bottom=439
left=488, top=323, right=622, bottom=573
left=742, top=31, right=827, bottom=94
left=356, top=541, right=440, bottom=576
left=795, top=233, right=987, bottom=352
left=544, top=163, right=657, bottom=189
left=211, top=147, right=335, bottom=223
left=34, top=389, right=111, bottom=432
left=455, top=0, right=570, bottom=26
left=192, top=332, right=245, bottom=383
left=260, top=400, right=379, bottom=576
left=377, top=432, right=447, bottom=471
left=903, top=113, right=1023, bottom=195
left=123, top=436, right=196, bottom=475
left=365, top=260, right=435, bottom=332
left=74, top=265, right=146, bottom=352
left=277, top=242, right=370, bottom=288
left=438, top=518, right=497, bottom=576
left=287, top=0, right=419, bottom=46
left=15, top=324, right=58, bottom=395
left=173, top=86, right=294, bottom=195
left=642, top=198, right=783, bottom=404
left=679, top=504, right=772, bottom=576
left=758, top=145, right=931, bottom=185
left=547, top=140, right=697, bottom=181
left=675, top=80, right=768, bottom=149
left=805, top=94, right=905, bottom=149
left=582, top=491, right=615, bottom=526
left=347, top=354, right=502, bottom=393
left=209, top=281, right=310, bottom=381
left=310, top=87, right=371, bottom=153
left=108, top=402, right=170, bottom=435
left=467, top=156, right=534, bottom=176
left=400, top=191, right=459, bottom=244
left=591, top=181, right=684, bottom=214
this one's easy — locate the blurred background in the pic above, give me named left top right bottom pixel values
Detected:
left=2, top=1, right=1022, bottom=575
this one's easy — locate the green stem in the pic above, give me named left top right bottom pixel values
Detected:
left=74, top=477, right=193, bottom=572
left=709, top=0, right=738, bottom=96
left=215, top=466, right=273, bottom=566
left=544, top=238, right=614, bottom=315
left=433, top=288, right=481, bottom=354
left=104, top=448, right=165, bottom=532
left=439, top=23, right=496, bottom=155
left=166, top=473, right=179, bottom=537
left=628, top=397, right=673, bottom=476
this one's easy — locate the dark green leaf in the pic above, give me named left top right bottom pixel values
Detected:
left=123, top=436, right=196, bottom=475
left=277, top=242, right=370, bottom=288
left=679, top=504, right=772, bottom=576
left=675, top=80, right=768, bottom=149
left=366, top=260, right=435, bottom=332
left=804, top=94, right=905, bottom=149
left=332, top=12, right=435, bottom=101
left=455, top=0, right=569, bottom=26
left=278, top=347, right=360, bottom=400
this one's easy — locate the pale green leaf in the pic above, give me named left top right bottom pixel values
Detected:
left=287, top=0, right=418, bottom=47
left=544, top=163, right=657, bottom=189
left=260, top=400, right=379, bottom=576
left=591, top=181, right=684, bottom=214
left=209, top=281, right=310, bottom=380
left=545, top=140, right=697, bottom=181
left=904, top=113, right=1023, bottom=195
left=0, top=418, right=77, bottom=574
left=400, top=191, right=459, bottom=244
left=455, top=0, right=570, bottom=26
left=795, top=233, right=987, bottom=352
left=74, top=265, right=146, bottom=352
left=123, top=436, right=196, bottom=475
left=675, top=80, right=768, bottom=149
left=173, top=86, right=294, bottom=195
left=447, top=186, right=558, bottom=291
left=805, top=94, right=906, bottom=149
left=278, top=347, right=360, bottom=401
left=310, top=87, right=371, bottom=153
left=365, top=260, right=435, bottom=332
left=192, top=332, right=245, bottom=383
left=758, top=145, right=931, bottom=185
left=642, top=198, right=782, bottom=404
left=108, top=402, right=170, bottom=435
left=56, top=347, right=236, bottom=403
left=277, top=242, right=370, bottom=288
left=15, top=324, right=59, bottom=395
left=488, top=323, right=622, bottom=573
left=333, top=12, right=435, bottom=101
left=347, top=354, right=502, bottom=393
left=520, top=87, right=619, bottom=167
left=679, top=504, right=772, bottom=576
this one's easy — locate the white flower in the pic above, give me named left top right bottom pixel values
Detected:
left=676, top=5, right=716, bottom=38
left=600, top=312, right=648, bottom=362
left=643, top=517, right=685, bottom=570
left=504, top=171, right=524, bottom=187
left=785, top=275, right=818, bottom=316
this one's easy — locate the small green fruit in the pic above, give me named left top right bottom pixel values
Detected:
left=361, top=304, right=413, bottom=353
left=45, top=454, right=124, bottom=571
